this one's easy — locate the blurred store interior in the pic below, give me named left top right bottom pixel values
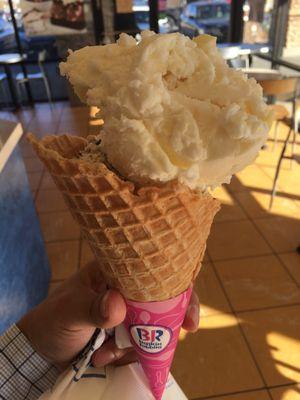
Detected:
left=0, top=0, right=300, bottom=399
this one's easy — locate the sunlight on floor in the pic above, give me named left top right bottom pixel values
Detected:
left=211, top=186, right=236, bottom=205
left=89, top=106, right=100, bottom=118
left=268, top=331, right=300, bottom=383
left=4, top=104, right=299, bottom=400
left=89, top=118, right=104, bottom=126
left=179, top=313, right=238, bottom=341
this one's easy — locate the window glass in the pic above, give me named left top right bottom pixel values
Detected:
left=180, top=1, right=231, bottom=43
left=243, top=0, right=274, bottom=44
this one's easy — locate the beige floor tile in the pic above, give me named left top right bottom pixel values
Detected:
left=172, top=314, right=263, bottom=399
left=211, top=186, right=248, bottom=223
left=278, top=252, right=300, bottom=285
left=24, top=157, right=44, bottom=173
left=27, top=118, right=59, bottom=137
left=57, top=124, right=88, bottom=137
left=28, top=104, right=62, bottom=125
left=21, top=142, right=37, bottom=158
left=255, top=146, right=285, bottom=168
left=215, top=255, right=300, bottom=311
left=0, top=111, right=21, bottom=124
left=89, top=106, right=100, bottom=118
left=88, top=116, right=104, bottom=126
left=33, top=102, right=63, bottom=117
left=234, top=191, right=300, bottom=220
left=57, top=118, right=88, bottom=136
left=19, top=134, right=29, bottom=145
left=46, top=240, right=79, bottom=280
left=261, top=164, right=300, bottom=197
left=88, top=122, right=103, bottom=136
left=269, top=121, right=291, bottom=140
left=261, top=155, right=300, bottom=173
left=39, top=211, right=80, bottom=242
left=254, top=217, right=300, bottom=253
left=207, top=220, right=271, bottom=261
left=195, top=262, right=231, bottom=317
left=207, top=389, right=271, bottom=400
left=48, top=281, right=64, bottom=296
left=61, top=106, right=88, bottom=119
left=203, top=249, right=210, bottom=262
left=59, top=111, right=88, bottom=124
left=26, top=171, right=43, bottom=193
left=267, top=121, right=295, bottom=146
left=228, top=165, right=273, bottom=193
left=80, top=240, right=95, bottom=267
left=270, top=384, right=300, bottom=400
left=19, top=111, right=35, bottom=127
left=238, top=305, right=300, bottom=386
left=280, top=181, right=300, bottom=198
left=35, top=189, right=67, bottom=213
left=39, top=171, right=57, bottom=190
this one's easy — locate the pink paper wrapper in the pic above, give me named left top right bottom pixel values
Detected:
left=124, top=287, right=192, bottom=400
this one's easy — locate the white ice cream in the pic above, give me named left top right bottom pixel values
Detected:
left=60, top=31, right=272, bottom=190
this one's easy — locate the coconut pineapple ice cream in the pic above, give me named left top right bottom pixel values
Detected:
left=60, top=30, right=272, bottom=190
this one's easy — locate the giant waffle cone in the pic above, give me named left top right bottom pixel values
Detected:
left=28, top=133, right=220, bottom=302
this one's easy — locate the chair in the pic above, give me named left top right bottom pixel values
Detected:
left=260, top=78, right=299, bottom=152
left=228, top=57, right=247, bottom=69
left=219, top=46, right=247, bottom=69
left=0, top=72, right=8, bottom=106
left=219, top=46, right=240, bottom=61
left=259, top=78, right=299, bottom=209
left=15, top=50, right=52, bottom=104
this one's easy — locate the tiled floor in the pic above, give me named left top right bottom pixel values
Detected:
left=1, top=103, right=300, bottom=400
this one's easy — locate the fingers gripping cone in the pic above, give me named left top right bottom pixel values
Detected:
left=28, top=134, right=220, bottom=399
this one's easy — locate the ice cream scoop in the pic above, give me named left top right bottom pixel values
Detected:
left=60, top=30, right=272, bottom=190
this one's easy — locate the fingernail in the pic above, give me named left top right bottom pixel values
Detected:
left=100, top=291, right=110, bottom=319
left=188, top=304, right=200, bottom=329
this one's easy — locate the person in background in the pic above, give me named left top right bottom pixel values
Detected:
left=0, top=261, right=200, bottom=400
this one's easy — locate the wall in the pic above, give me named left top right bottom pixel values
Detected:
left=286, top=0, right=300, bottom=48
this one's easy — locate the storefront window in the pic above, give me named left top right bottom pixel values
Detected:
left=133, top=3, right=150, bottom=32
left=282, top=0, right=300, bottom=67
left=1, top=0, right=298, bottom=107
left=243, top=0, right=274, bottom=44
left=131, top=0, right=180, bottom=35
left=0, top=0, right=96, bottom=104
left=180, top=0, right=231, bottom=43
left=242, top=0, right=300, bottom=72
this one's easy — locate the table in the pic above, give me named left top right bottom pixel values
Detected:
left=241, top=68, right=281, bottom=81
left=218, top=43, right=270, bottom=68
left=238, top=44, right=270, bottom=56
left=218, top=43, right=270, bottom=55
left=0, top=53, right=32, bottom=109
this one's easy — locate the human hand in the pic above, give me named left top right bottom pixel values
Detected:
left=18, top=261, right=200, bottom=370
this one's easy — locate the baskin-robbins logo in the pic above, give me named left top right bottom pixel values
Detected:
left=130, top=325, right=172, bottom=354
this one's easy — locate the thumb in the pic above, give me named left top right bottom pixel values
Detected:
left=89, top=289, right=127, bottom=329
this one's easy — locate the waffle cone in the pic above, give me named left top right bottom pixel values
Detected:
left=28, top=133, right=220, bottom=301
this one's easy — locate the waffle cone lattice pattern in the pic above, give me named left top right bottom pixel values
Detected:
left=29, top=134, right=220, bottom=301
